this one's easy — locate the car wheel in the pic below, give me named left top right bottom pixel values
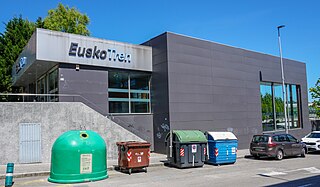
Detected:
left=276, top=149, right=283, bottom=160
left=301, top=148, right=306, bottom=157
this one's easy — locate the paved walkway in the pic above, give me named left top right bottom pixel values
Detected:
left=0, top=149, right=249, bottom=179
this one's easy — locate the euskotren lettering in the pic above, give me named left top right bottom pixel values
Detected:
left=69, top=42, right=131, bottom=63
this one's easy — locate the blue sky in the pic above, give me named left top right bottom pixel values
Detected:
left=1, top=1, right=319, bottom=100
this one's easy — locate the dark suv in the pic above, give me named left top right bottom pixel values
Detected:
left=250, top=134, right=306, bottom=160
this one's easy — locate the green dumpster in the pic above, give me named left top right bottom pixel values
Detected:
left=48, top=130, right=108, bottom=183
left=165, top=130, right=207, bottom=168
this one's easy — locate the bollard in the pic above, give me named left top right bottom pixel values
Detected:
left=5, top=163, right=14, bottom=187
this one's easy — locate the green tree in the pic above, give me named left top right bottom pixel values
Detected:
left=310, top=78, right=320, bottom=117
left=0, top=3, right=91, bottom=94
left=43, top=3, right=90, bottom=36
left=0, top=16, right=36, bottom=93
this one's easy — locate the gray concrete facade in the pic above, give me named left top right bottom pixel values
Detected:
left=143, top=33, right=170, bottom=152
left=0, top=102, right=143, bottom=165
left=58, top=64, right=109, bottom=115
left=144, top=32, right=309, bottom=153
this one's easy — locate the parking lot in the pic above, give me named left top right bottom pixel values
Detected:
left=3, top=152, right=320, bottom=187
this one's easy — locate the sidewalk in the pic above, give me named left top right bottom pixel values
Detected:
left=0, top=149, right=249, bottom=179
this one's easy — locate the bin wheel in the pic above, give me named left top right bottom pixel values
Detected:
left=129, top=168, right=132, bottom=175
left=145, top=167, right=148, bottom=173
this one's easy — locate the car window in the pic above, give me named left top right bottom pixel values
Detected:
left=306, top=133, right=320, bottom=138
left=277, top=135, right=288, bottom=142
left=252, top=135, right=268, bottom=143
left=287, top=134, right=297, bottom=142
left=272, top=135, right=279, bottom=142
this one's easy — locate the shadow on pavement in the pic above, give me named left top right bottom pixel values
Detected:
left=244, top=155, right=305, bottom=161
left=265, top=175, right=320, bottom=187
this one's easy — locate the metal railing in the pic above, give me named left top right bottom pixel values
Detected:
left=0, top=93, right=151, bottom=141
left=0, top=93, right=107, bottom=116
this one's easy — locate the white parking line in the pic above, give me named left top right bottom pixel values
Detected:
left=286, top=167, right=320, bottom=174
left=258, top=167, right=320, bottom=178
left=259, top=171, right=287, bottom=176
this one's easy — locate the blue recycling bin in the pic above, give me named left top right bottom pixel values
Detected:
left=206, top=132, right=238, bottom=165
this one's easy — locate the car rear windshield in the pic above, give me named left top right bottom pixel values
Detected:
left=252, top=135, right=268, bottom=143
left=307, top=133, right=320, bottom=138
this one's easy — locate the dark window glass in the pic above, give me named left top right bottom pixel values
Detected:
left=108, top=71, right=151, bottom=114
left=130, top=73, right=149, bottom=90
left=278, top=135, right=288, bottom=142
left=287, top=134, right=297, bottom=142
left=109, top=101, right=129, bottom=113
left=109, top=92, right=129, bottom=98
left=131, top=102, right=149, bottom=113
left=307, top=133, right=320, bottom=138
left=291, top=85, right=300, bottom=128
left=272, top=135, right=279, bottom=142
left=287, top=85, right=301, bottom=129
left=130, top=93, right=149, bottom=99
left=48, top=69, right=58, bottom=102
left=109, top=72, right=128, bottom=89
left=252, top=135, right=268, bottom=143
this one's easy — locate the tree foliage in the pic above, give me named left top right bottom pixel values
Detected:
left=310, top=78, right=320, bottom=117
left=43, top=3, right=90, bottom=36
left=0, top=16, right=36, bottom=93
left=0, top=3, right=90, bottom=93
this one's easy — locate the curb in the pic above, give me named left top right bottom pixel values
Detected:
left=0, top=162, right=165, bottom=180
left=0, top=156, right=248, bottom=179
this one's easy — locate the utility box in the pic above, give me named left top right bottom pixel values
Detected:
left=48, top=130, right=108, bottom=183
left=116, top=141, right=151, bottom=174
left=205, top=131, right=238, bottom=165
left=165, top=130, right=207, bottom=168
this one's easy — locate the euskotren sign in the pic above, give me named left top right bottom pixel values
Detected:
left=68, top=42, right=132, bottom=63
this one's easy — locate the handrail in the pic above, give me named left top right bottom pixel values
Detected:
left=0, top=93, right=80, bottom=96
left=0, top=93, right=107, bottom=116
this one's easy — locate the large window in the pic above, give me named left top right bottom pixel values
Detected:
left=261, top=83, right=274, bottom=131
left=36, top=67, right=59, bottom=102
left=108, top=71, right=151, bottom=114
left=48, top=68, right=59, bottom=101
left=274, top=84, right=285, bottom=130
left=260, top=82, right=301, bottom=132
left=287, top=84, right=300, bottom=128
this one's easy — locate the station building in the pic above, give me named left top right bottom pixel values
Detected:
left=12, top=28, right=309, bottom=154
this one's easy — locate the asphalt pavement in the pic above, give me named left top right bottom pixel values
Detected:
left=1, top=151, right=320, bottom=187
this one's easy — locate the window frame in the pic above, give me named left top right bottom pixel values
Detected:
left=260, top=82, right=302, bottom=132
left=108, top=71, right=151, bottom=114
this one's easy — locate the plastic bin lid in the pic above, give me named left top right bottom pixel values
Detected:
left=116, top=141, right=151, bottom=147
left=207, top=131, right=237, bottom=140
left=167, top=130, right=207, bottom=143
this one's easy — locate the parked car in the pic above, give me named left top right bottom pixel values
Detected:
left=250, top=134, right=306, bottom=160
left=301, top=131, right=320, bottom=152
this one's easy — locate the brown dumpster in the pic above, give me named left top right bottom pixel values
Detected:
left=116, top=141, right=151, bottom=175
